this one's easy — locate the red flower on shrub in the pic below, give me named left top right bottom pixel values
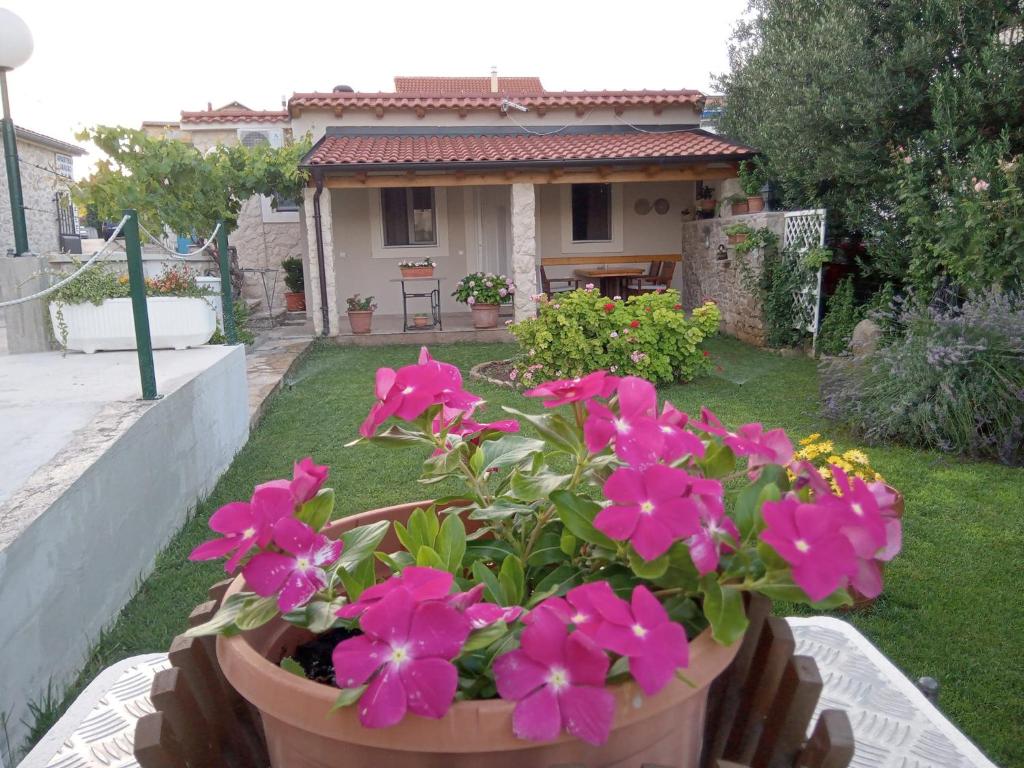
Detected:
left=603, top=302, right=615, bottom=313
left=674, top=304, right=682, bottom=310
left=703, top=351, right=710, bottom=357
left=630, top=320, right=640, bottom=328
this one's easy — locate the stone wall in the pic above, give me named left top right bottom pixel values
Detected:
left=0, top=140, right=70, bottom=256
left=680, top=212, right=785, bottom=346
left=228, top=197, right=304, bottom=312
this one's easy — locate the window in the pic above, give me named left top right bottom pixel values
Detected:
left=271, top=194, right=300, bottom=213
left=571, top=183, right=612, bottom=241
left=381, top=188, right=437, bottom=246
left=55, top=154, right=74, bottom=179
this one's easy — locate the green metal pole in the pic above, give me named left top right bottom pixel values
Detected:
left=124, top=209, right=158, bottom=400
left=1, top=70, right=29, bottom=255
left=216, top=221, right=237, bottom=345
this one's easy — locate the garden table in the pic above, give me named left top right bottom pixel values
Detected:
left=17, top=619, right=998, bottom=768
left=573, top=267, right=645, bottom=298
left=390, top=276, right=442, bottom=331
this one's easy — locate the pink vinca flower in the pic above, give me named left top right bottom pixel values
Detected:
left=188, top=482, right=295, bottom=573
left=568, top=582, right=689, bottom=696
left=596, top=465, right=702, bottom=561
left=242, top=518, right=343, bottom=612
left=692, top=408, right=794, bottom=471
left=686, top=478, right=739, bottom=575
left=760, top=496, right=857, bottom=602
left=524, top=370, right=619, bottom=408
left=493, top=608, right=615, bottom=745
left=829, top=468, right=902, bottom=599
left=332, top=587, right=471, bottom=728
left=656, top=402, right=707, bottom=463
left=337, top=566, right=455, bottom=619
left=584, top=376, right=664, bottom=467
left=448, top=584, right=524, bottom=629
left=257, top=457, right=331, bottom=509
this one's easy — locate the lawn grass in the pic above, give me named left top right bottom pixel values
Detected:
left=39, top=337, right=1024, bottom=767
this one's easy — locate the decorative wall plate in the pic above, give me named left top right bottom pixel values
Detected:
left=634, top=198, right=652, bottom=215
left=654, top=198, right=671, bottom=214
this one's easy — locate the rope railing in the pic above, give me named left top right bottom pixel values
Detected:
left=0, top=214, right=131, bottom=308
left=137, top=222, right=222, bottom=260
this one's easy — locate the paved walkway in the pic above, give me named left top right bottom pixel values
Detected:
left=245, top=324, right=314, bottom=429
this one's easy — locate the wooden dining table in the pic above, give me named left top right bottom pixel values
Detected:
left=573, top=268, right=645, bottom=298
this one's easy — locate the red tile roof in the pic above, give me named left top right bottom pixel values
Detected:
left=394, top=76, right=544, bottom=95
left=181, top=104, right=289, bottom=125
left=305, top=130, right=752, bottom=167
left=289, top=90, right=704, bottom=114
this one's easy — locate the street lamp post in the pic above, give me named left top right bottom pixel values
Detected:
left=0, top=8, right=34, bottom=256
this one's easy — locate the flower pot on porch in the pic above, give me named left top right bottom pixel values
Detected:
left=413, top=315, right=430, bottom=328
left=400, top=267, right=435, bottom=279
left=746, top=195, right=765, bottom=213
left=217, top=501, right=741, bottom=768
left=347, top=310, right=374, bottom=335
left=699, top=199, right=717, bottom=214
left=285, top=292, right=306, bottom=312
left=470, top=303, right=500, bottom=329
left=731, top=199, right=750, bottom=215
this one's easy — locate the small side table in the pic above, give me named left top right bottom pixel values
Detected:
left=391, top=277, right=443, bottom=331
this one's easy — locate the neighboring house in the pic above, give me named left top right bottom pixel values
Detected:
left=0, top=126, right=85, bottom=256
left=289, top=74, right=755, bottom=335
left=142, top=102, right=303, bottom=313
left=700, top=95, right=726, bottom=133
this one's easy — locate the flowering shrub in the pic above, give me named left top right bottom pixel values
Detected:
left=190, top=348, right=901, bottom=745
left=510, top=288, right=720, bottom=385
left=452, top=272, right=515, bottom=306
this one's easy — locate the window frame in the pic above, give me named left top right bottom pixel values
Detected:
left=380, top=187, right=438, bottom=248
left=569, top=183, right=613, bottom=243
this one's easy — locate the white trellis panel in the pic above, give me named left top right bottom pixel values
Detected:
left=783, top=209, right=827, bottom=338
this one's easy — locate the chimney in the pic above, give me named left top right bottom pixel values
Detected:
left=490, top=66, right=498, bottom=93
left=207, top=101, right=212, bottom=111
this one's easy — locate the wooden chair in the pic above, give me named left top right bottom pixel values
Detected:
left=626, top=260, right=663, bottom=295
left=539, top=266, right=579, bottom=295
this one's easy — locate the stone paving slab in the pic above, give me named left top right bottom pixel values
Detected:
left=245, top=328, right=313, bottom=429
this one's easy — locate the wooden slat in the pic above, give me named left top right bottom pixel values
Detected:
left=207, top=578, right=233, bottom=606
left=540, top=253, right=682, bottom=267
left=752, top=655, right=823, bottom=768
left=795, top=710, right=855, bottom=768
left=187, top=601, right=218, bottom=628
left=150, top=668, right=216, bottom=766
left=134, top=712, right=188, bottom=768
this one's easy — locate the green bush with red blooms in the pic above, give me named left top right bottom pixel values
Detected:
left=510, top=288, right=720, bottom=386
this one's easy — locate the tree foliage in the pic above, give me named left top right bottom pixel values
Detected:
left=75, top=126, right=310, bottom=237
left=716, top=0, right=1024, bottom=291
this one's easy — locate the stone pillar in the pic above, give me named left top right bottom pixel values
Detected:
left=302, top=187, right=324, bottom=335
left=0, top=255, right=54, bottom=353
left=318, top=189, right=339, bottom=337
left=510, top=182, right=537, bottom=323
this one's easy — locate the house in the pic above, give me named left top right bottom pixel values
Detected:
left=0, top=125, right=84, bottom=256
left=289, top=74, right=755, bottom=335
left=142, top=102, right=303, bottom=313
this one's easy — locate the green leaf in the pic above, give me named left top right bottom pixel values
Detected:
left=756, top=573, right=852, bottom=609
left=374, top=550, right=414, bottom=573
left=529, top=564, right=580, bottom=604
left=627, top=546, right=670, bottom=579
left=498, top=555, right=526, bottom=606
left=469, top=498, right=534, bottom=521
left=234, top=596, right=280, bottom=632
left=471, top=560, right=504, bottom=604
left=408, top=506, right=440, bottom=552
left=336, top=557, right=376, bottom=601
left=295, top=488, right=334, bottom=532
left=559, top=529, right=578, bottom=556
left=549, top=490, right=617, bottom=549
left=700, top=575, right=748, bottom=645
left=280, top=657, right=307, bottom=678
left=501, top=407, right=582, bottom=455
left=330, top=685, right=368, bottom=711
left=337, top=520, right=390, bottom=571
left=393, top=520, right=416, bottom=555
left=700, top=442, right=737, bottom=479
left=183, top=592, right=252, bottom=637
left=367, top=424, right=433, bottom=446
left=526, top=530, right=566, bottom=567
left=436, top=513, right=467, bottom=574
left=607, top=655, right=631, bottom=679
left=480, top=435, right=546, bottom=472
left=652, top=541, right=701, bottom=592
left=510, top=469, right=573, bottom=502
left=415, top=545, right=446, bottom=569
left=469, top=446, right=485, bottom=475
left=460, top=622, right=510, bottom=654
left=463, top=540, right=516, bottom=566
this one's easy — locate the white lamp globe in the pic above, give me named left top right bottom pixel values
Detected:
left=0, top=8, right=33, bottom=70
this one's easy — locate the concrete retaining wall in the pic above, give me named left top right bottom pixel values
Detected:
left=0, top=346, right=248, bottom=762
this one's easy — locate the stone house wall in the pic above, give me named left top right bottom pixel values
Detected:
left=0, top=139, right=73, bottom=257
left=680, top=211, right=785, bottom=346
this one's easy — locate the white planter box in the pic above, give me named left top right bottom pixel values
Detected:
left=49, top=297, right=217, bottom=353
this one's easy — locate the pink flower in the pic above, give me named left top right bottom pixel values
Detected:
left=584, top=376, right=662, bottom=467
left=760, top=497, right=857, bottom=602
left=288, top=457, right=329, bottom=504
left=242, top=518, right=344, bottom=612
left=566, top=583, right=689, bottom=696
left=448, top=584, right=524, bottom=629
left=685, top=479, right=738, bottom=575
left=499, top=287, right=508, bottom=297
left=337, top=566, right=454, bottom=619
left=829, top=468, right=902, bottom=598
left=189, top=483, right=295, bottom=572
left=585, top=283, right=595, bottom=290
left=467, top=296, right=476, bottom=305
left=332, top=587, right=471, bottom=728
left=656, top=403, right=707, bottom=463
left=973, top=178, right=990, bottom=192
left=596, top=465, right=702, bottom=561
left=524, top=370, right=619, bottom=408
left=692, top=409, right=794, bottom=471
left=493, top=608, right=615, bottom=745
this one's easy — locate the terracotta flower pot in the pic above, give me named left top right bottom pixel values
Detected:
left=413, top=315, right=430, bottom=328
left=727, top=233, right=749, bottom=245
left=470, top=303, right=500, bottom=329
left=347, top=310, right=373, bottom=335
left=217, top=501, right=741, bottom=768
left=284, top=291, right=306, bottom=312
left=847, top=485, right=905, bottom=608
left=731, top=199, right=749, bottom=215
left=699, top=199, right=717, bottom=212
left=746, top=195, right=765, bottom=213
left=400, top=266, right=435, bottom=278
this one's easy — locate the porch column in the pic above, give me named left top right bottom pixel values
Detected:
left=510, top=182, right=538, bottom=322
left=302, top=187, right=324, bottom=335
left=302, top=186, right=340, bottom=336
left=318, top=189, right=340, bottom=336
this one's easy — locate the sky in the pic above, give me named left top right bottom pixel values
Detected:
left=2, top=0, right=749, bottom=177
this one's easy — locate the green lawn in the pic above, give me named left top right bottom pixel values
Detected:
left=40, top=338, right=1024, bottom=766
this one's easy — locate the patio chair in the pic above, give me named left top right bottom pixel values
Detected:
left=633, top=260, right=676, bottom=293
left=626, top=260, right=664, bottom=295
left=539, top=265, right=579, bottom=295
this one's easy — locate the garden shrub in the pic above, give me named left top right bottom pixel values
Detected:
left=510, top=288, right=720, bottom=386
left=821, top=289, right=1024, bottom=465
left=761, top=248, right=812, bottom=348
left=817, top=278, right=861, bottom=356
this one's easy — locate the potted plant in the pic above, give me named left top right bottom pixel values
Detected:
left=739, top=159, right=768, bottom=213
left=345, top=294, right=377, bottom=335
left=191, top=350, right=901, bottom=767
left=724, top=223, right=754, bottom=245
left=47, top=262, right=217, bottom=353
left=399, top=258, right=436, bottom=279
left=452, top=272, right=514, bottom=329
left=282, top=257, right=306, bottom=312
left=697, top=185, right=716, bottom=217
left=725, top=192, right=749, bottom=216
left=412, top=312, right=431, bottom=328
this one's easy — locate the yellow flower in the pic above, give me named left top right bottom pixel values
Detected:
left=842, top=449, right=870, bottom=466
left=799, top=433, right=822, bottom=446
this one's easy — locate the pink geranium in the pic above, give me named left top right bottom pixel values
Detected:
left=584, top=376, right=663, bottom=466
left=524, top=371, right=619, bottom=408
left=242, top=518, right=344, bottom=612
left=686, top=478, right=739, bottom=575
left=332, top=587, right=471, bottom=727
left=188, top=483, right=294, bottom=573
left=596, top=465, right=702, bottom=561
left=337, top=566, right=454, bottom=619
left=493, top=608, right=615, bottom=745
left=760, top=497, right=857, bottom=602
